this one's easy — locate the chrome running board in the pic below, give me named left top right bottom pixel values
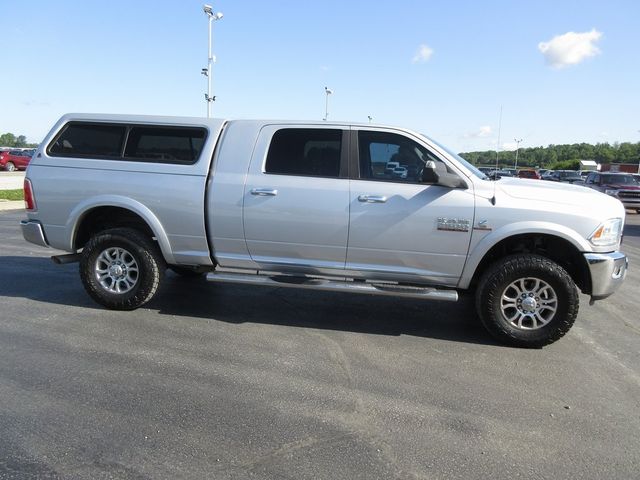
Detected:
left=206, top=271, right=458, bottom=302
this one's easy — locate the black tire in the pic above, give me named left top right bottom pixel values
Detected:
left=169, top=265, right=206, bottom=278
left=475, top=254, right=579, bottom=348
left=80, top=228, right=166, bottom=310
left=5, top=162, right=16, bottom=172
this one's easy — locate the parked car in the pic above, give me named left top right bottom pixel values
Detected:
left=21, top=113, right=628, bottom=348
left=517, top=169, right=541, bottom=180
left=392, top=166, right=408, bottom=179
left=487, top=169, right=513, bottom=179
left=543, top=170, right=583, bottom=184
left=0, top=149, right=34, bottom=171
left=584, top=172, right=640, bottom=213
left=384, top=161, right=400, bottom=175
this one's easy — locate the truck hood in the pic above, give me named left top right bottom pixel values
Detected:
left=495, top=178, right=624, bottom=216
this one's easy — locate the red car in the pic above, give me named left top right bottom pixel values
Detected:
left=517, top=169, right=541, bottom=179
left=0, top=149, right=34, bottom=171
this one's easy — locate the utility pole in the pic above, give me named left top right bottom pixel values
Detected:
left=514, top=138, right=523, bottom=170
left=203, top=4, right=223, bottom=118
left=323, top=87, right=333, bottom=121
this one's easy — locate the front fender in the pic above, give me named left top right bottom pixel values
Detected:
left=67, top=195, right=175, bottom=264
left=458, top=221, right=591, bottom=289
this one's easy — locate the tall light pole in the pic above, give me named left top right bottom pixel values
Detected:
left=514, top=138, right=523, bottom=170
left=203, top=4, right=223, bottom=118
left=323, top=87, right=333, bottom=121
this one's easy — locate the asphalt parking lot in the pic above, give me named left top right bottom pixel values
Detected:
left=1, top=208, right=639, bottom=479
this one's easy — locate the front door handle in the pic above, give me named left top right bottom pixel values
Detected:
left=251, top=188, right=278, bottom=196
left=358, top=194, right=387, bottom=203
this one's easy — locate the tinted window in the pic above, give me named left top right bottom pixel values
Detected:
left=49, top=123, right=126, bottom=157
left=265, top=129, right=342, bottom=177
left=358, top=131, right=449, bottom=183
left=124, top=127, right=206, bottom=164
left=601, top=174, right=637, bottom=185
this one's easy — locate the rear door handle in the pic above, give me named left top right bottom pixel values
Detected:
left=251, top=188, right=278, bottom=196
left=358, top=194, right=387, bottom=203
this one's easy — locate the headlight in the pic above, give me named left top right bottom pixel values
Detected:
left=604, top=189, right=618, bottom=196
left=589, top=218, right=623, bottom=247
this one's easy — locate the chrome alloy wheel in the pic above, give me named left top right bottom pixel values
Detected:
left=500, top=277, right=558, bottom=330
left=95, top=247, right=139, bottom=294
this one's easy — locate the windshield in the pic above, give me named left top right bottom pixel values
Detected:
left=420, top=134, right=488, bottom=179
left=602, top=174, right=637, bottom=185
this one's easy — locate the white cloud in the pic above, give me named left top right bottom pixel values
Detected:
left=412, top=44, right=434, bottom=63
left=538, top=29, right=603, bottom=68
left=465, top=125, right=492, bottom=138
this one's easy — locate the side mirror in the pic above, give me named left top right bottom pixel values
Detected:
left=421, top=160, right=440, bottom=184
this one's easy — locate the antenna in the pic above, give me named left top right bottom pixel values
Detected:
left=495, top=105, right=503, bottom=171
left=491, top=105, right=503, bottom=205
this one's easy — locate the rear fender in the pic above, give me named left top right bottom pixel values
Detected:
left=67, top=195, right=175, bottom=264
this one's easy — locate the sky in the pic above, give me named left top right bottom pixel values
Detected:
left=1, top=0, right=639, bottom=153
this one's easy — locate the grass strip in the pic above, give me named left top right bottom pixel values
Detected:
left=0, top=189, right=24, bottom=201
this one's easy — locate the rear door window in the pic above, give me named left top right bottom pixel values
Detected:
left=265, top=128, right=343, bottom=178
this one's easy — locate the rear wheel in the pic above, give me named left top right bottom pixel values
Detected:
left=80, top=228, right=165, bottom=310
left=5, top=162, right=16, bottom=172
left=475, top=254, right=579, bottom=347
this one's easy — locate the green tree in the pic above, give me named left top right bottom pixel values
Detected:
left=0, top=133, right=16, bottom=146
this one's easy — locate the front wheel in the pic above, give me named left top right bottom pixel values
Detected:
left=80, top=228, right=166, bottom=310
left=5, top=162, right=16, bottom=172
left=475, top=254, right=579, bottom=347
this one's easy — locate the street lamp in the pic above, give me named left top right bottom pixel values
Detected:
left=368, top=115, right=373, bottom=123
left=203, top=4, right=223, bottom=118
left=514, top=138, right=523, bottom=170
left=323, top=86, right=333, bottom=121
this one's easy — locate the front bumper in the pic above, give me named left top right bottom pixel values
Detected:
left=20, top=219, right=50, bottom=248
left=584, top=251, right=628, bottom=300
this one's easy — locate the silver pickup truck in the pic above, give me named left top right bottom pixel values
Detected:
left=21, top=114, right=628, bottom=347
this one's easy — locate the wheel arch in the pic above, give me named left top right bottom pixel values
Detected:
left=460, top=225, right=592, bottom=295
left=68, top=196, right=175, bottom=264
